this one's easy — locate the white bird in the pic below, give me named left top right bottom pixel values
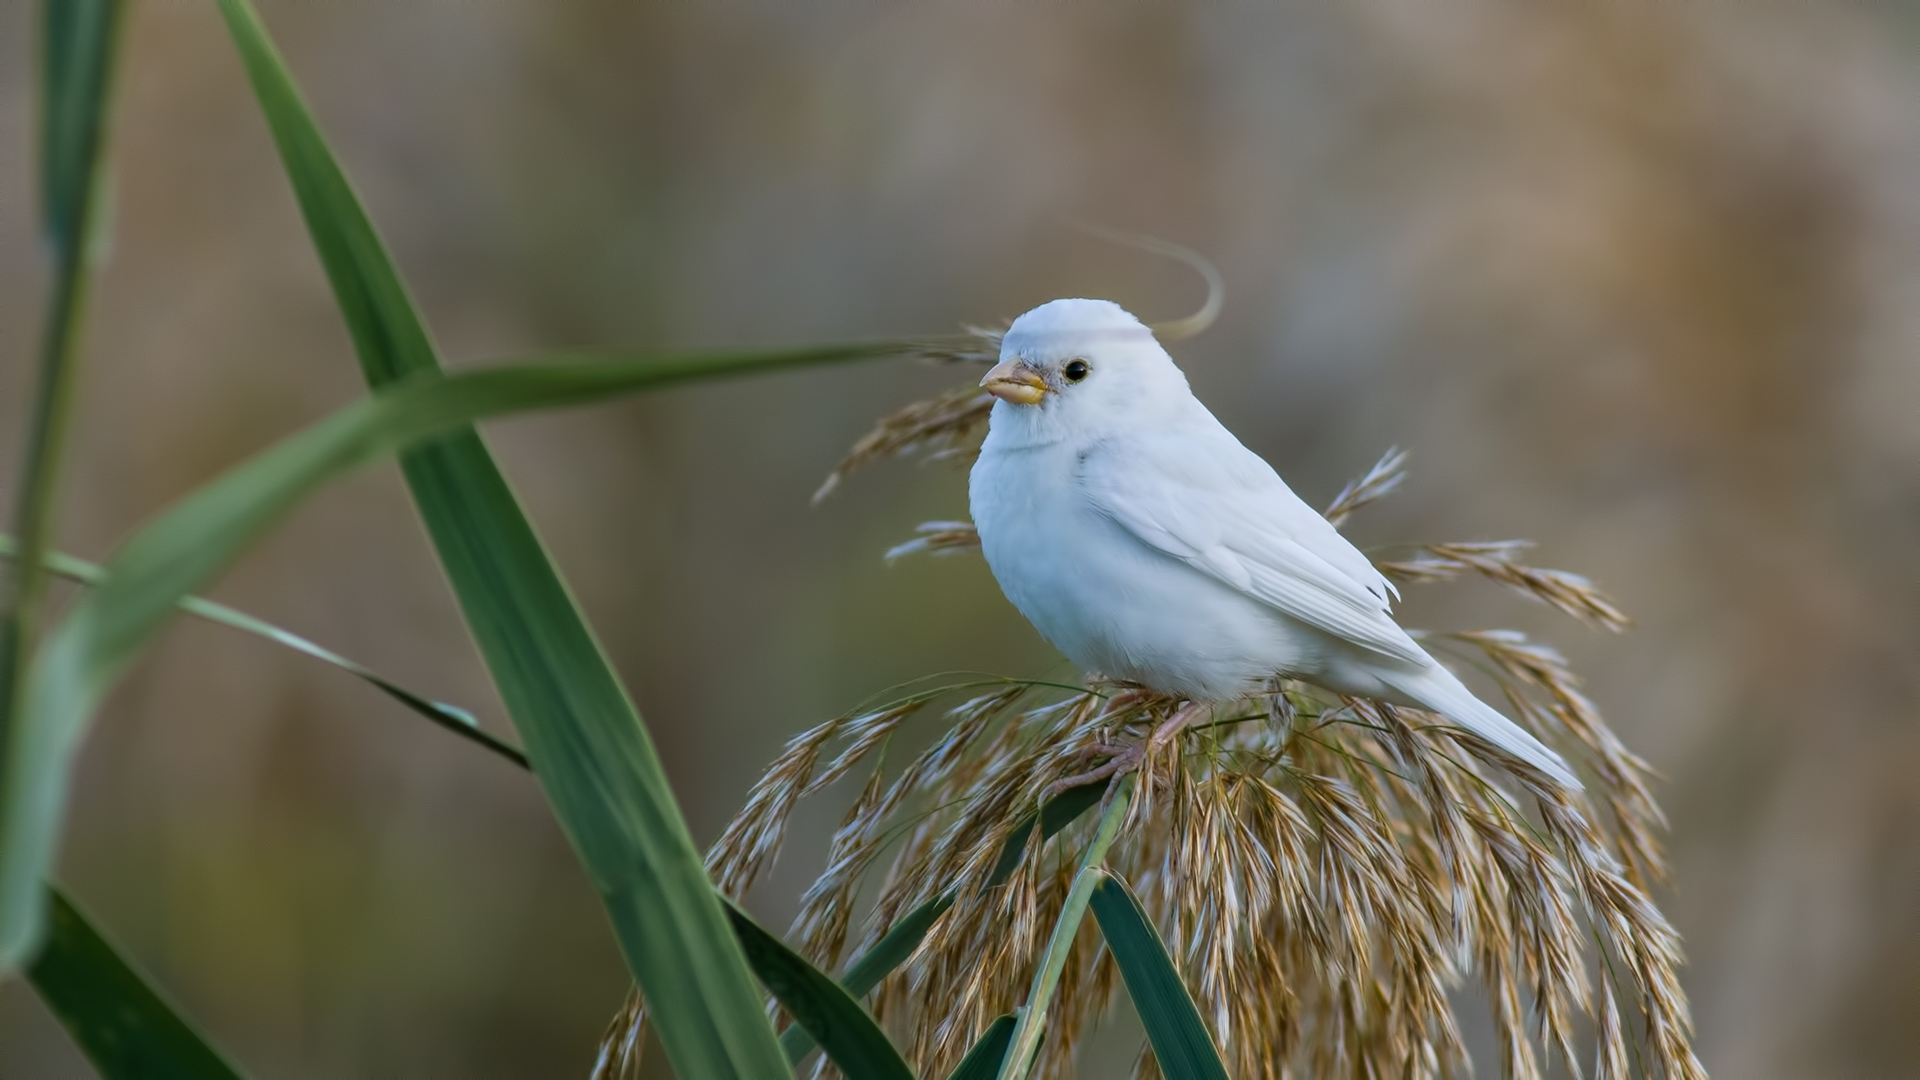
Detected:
left=967, top=298, right=1580, bottom=788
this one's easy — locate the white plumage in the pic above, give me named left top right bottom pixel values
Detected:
left=968, top=298, right=1579, bottom=788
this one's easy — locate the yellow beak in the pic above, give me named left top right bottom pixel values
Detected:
left=981, top=359, right=1049, bottom=405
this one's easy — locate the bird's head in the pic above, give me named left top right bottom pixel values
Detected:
left=980, top=299, right=1192, bottom=434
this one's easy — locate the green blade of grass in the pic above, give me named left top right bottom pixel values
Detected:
left=29, top=887, right=246, bottom=1079
left=170, top=592, right=525, bottom=766
left=5, top=503, right=970, bottom=1080
left=996, top=776, right=1136, bottom=1080
left=0, top=534, right=524, bottom=768
left=3, top=510, right=954, bottom=1080
left=721, top=897, right=917, bottom=1080
left=0, top=525, right=928, bottom=1080
left=7, top=501, right=1001, bottom=1080
left=2, top=532, right=971, bottom=1080
left=0, top=345, right=901, bottom=977
left=985, top=777, right=1111, bottom=889
left=836, top=893, right=953, bottom=1000
left=2, top=0, right=127, bottom=865
left=40, top=0, right=124, bottom=253
left=10, top=0, right=124, bottom=601
left=778, top=893, right=948, bottom=1064
left=943, top=1015, right=1016, bottom=1080
left=781, top=776, right=1112, bottom=1065
left=1087, top=873, right=1230, bottom=1080
left=7, top=13, right=232, bottom=1072
left=211, top=0, right=936, bottom=1072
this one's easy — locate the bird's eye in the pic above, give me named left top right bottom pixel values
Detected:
left=1063, top=359, right=1091, bottom=383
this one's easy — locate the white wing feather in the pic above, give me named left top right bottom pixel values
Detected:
left=1079, top=432, right=1427, bottom=667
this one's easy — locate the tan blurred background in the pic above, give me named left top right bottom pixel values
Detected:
left=2, top=0, right=1917, bottom=1075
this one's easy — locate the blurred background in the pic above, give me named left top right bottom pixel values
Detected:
left=3, top=0, right=1918, bottom=1075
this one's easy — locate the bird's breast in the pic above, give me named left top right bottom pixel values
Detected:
left=970, top=441, right=1315, bottom=700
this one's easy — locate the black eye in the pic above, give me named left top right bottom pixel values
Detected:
left=1063, top=359, right=1091, bottom=383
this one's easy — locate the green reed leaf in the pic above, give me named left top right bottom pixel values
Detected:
left=996, top=775, right=1136, bottom=1080
left=2, top=517, right=945, bottom=1080
left=722, top=898, right=917, bottom=1080
left=1087, top=872, right=1230, bottom=1080
left=0, top=535, right=524, bottom=768
left=1, top=0, right=127, bottom=885
left=29, top=887, right=246, bottom=1079
left=4, top=513, right=969, bottom=1080
left=782, top=775, right=1112, bottom=1065
left=41, top=0, right=124, bottom=254
left=208, top=1, right=931, bottom=1074
left=779, top=893, right=949, bottom=1064
left=838, top=894, right=954, bottom=1002
left=986, top=777, right=1111, bottom=889
left=0, top=346, right=900, bottom=978
left=943, top=1014, right=1016, bottom=1080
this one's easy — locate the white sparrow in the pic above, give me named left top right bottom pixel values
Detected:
left=968, top=298, right=1578, bottom=788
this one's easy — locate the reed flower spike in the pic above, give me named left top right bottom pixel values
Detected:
left=597, top=419, right=1702, bottom=1078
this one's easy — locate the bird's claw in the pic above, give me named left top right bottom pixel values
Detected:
left=1040, top=700, right=1213, bottom=802
left=1042, top=743, right=1143, bottom=801
left=1098, top=687, right=1155, bottom=717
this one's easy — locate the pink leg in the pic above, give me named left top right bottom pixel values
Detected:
left=1040, top=700, right=1212, bottom=800
left=1147, top=700, right=1212, bottom=749
left=1095, top=687, right=1154, bottom=718
left=1040, top=745, right=1142, bottom=801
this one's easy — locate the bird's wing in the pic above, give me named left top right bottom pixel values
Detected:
left=1080, top=433, right=1428, bottom=666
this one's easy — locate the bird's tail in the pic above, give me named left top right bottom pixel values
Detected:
left=1376, top=664, right=1582, bottom=789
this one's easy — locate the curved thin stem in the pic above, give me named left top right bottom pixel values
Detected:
left=995, top=773, right=1137, bottom=1080
left=3, top=0, right=127, bottom=762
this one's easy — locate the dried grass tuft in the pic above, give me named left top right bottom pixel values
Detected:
left=598, top=433, right=1700, bottom=1080
left=885, top=521, right=982, bottom=562
left=1322, top=446, right=1410, bottom=528
left=811, top=326, right=1005, bottom=503
left=1382, top=542, right=1632, bottom=633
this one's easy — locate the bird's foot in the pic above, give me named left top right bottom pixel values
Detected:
left=1039, top=701, right=1214, bottom=801
left=1097, top=687, right=1155, bottom=717
left=1041, top=743, right=1143, bottom=802
left=1149, top=700, right=1213, bottom=747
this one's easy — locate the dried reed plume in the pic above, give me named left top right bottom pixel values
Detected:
left=596, top=420, right=1702, bottom=1080
left=811, top=326, right=1004, bottom=503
